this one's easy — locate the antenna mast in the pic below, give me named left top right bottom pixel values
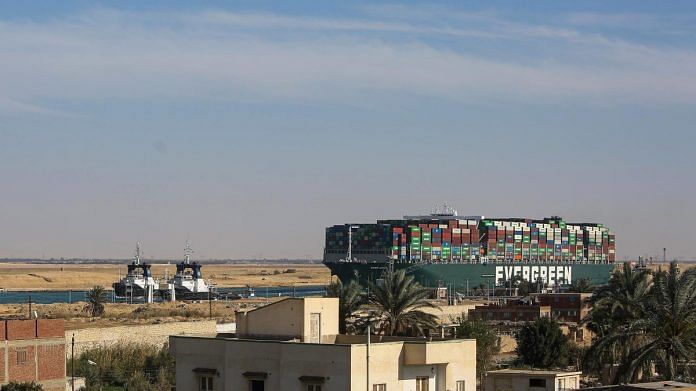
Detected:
left=134, top=242, right=141, bottom=265
left=184, top=241, right=194, bottom=264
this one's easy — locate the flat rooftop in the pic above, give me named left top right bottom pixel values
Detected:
left=486, top=369, right=582, bottom=376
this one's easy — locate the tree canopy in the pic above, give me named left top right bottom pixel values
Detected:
left=368, top=268, right=439, bottom=336
left=456, top=316, right=500, bottom=374
left=584, top=262, right=696, bottom=383
left=516, top=317, right=573, bottom=369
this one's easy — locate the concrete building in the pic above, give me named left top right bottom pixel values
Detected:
left=468, top=303, right=551, bottom=322
left=235, top=297, right=339, bottom=343
left=0, top=319, right=65, bottom=391
left=171, top=297, right=477, bottom=391
left=484, top=369, right=581, bottom=391
left=532, top=293, right=592, bottom=323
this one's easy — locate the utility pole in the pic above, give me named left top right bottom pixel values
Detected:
left=28, top=295, right=32, bottom=319
left=208, top=290, right=212, bottom=319
left=366, top=284, right=370, bottom=391
left=663, top=248, right=667, bottom=266
left=71, top=333, right=75, bottom=391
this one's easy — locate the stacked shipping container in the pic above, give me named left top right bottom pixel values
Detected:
left=325, top=216, right=615, bottom=264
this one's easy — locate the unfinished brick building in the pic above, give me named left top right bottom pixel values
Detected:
left=0, top=319, right=65, bottom=391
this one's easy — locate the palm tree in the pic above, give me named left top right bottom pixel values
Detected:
left=615, top=263, right=696, bottom=381
left=83, top=285, right=108, bottom=317
left=325, top=279, right=364, bottom=333
left=586, top=262, right=696, bottom=383
left=583, top=263, right=652, bottom=379
left=367, top=268, right=439, bottom=336
left=585, top=262, right=652, bottom=332
left=568, top=278, right=595, bottom=293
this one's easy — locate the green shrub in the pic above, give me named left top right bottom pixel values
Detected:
left=1, top=382, right=43, bottom=391
left=67, top=342, right=174, bottom=390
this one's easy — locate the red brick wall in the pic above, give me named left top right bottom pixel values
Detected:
left=7, top=320, right=37, bottom=340
left=37, top=319, right=64, bottom=339
left=37, top=343, right=65, bottom=381
left=0, top=321, right=6, bottom=341
left=8, top=345, right=36, bottom=382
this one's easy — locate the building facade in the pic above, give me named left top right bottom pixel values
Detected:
left=468, top=304, right=551, bottom=323
left=171, top=297, right=477, bottom=391
left=0, top=319, right=65, bottom=391
left=484, top=369, right=581, bottom=391
left=533, top=293, right=592, bottom=323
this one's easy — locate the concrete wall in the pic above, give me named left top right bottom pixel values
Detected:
left=171, top=336, right=351, bottom=391
left=422, top=303, right=478, bottom=324
left=171, top=335, right=477, bottom=391
left=236, top=297, right=339, bottom=343
left=67, top=320, right=216, bottom=355
left=484, top=372, right=581, bottom=391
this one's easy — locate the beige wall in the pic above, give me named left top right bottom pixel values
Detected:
left=484, top=372, right=581, bottom=391
left=171, top=335, right=477, bottom=391
left=171, top=336, right=352, bottom=391
left=422, top=303, right=478, bottom=324
left=236, top=297, right=338, bottom=343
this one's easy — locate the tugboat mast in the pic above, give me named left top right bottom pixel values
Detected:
left=184, top=241, right=194, bottom=265
left=134, top=242, right=141, bottom=266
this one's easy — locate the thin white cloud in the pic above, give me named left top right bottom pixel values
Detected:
left=0, top=97, right=77, bottom=117
left=0, top=7, right=695, bottom=116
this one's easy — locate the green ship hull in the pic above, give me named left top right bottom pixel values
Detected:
left=324, top=262, right=615, bottom=289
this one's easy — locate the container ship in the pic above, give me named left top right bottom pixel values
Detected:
left=323, top=206, right=616, bottom=288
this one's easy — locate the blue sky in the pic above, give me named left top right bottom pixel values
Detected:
left=1, top=1, right=695, bottom=260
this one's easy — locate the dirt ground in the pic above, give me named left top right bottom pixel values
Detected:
left=0, top=297, right=286, bottom=330
left=0, top=263, right=333, bottom=291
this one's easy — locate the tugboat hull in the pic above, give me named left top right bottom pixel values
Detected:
left=112, top=282, right=146, bottom=298
left=160, top=288, right=218, bottom=301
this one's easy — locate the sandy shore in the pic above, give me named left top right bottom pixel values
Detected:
left=0, top=263, right=333, bottom=291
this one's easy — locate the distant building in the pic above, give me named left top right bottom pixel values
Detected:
left=484, top=369, right=581, bottom=391
left=171, top=297, right=477, bottom=391
left=0, top=319, right=65, bottom=391
left=533, top=293, right=592, bottom=323
left=468, top=302, right=551, bottom=322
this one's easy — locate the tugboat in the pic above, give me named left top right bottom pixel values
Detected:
left=164, top=242, right=217, bottom=300
left=112, top=242, right=160, bottom=299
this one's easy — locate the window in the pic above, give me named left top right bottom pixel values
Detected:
left=307, top=385, right=322, bottom=391
left=529, top=378, right=546, bottom=388
left=249, top=379, right=264, bottom=391
left=456, top=380, right=465, bottom=391
left=16, top=349, right=27, bottom=365
left=373, top=384, right=386, bottom=391
left=199, top=376, right=214, bottom=391
left=416, top=377, right=429, bottom=391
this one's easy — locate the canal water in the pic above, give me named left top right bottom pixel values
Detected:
left=0, top=285, right=327, bottom=305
